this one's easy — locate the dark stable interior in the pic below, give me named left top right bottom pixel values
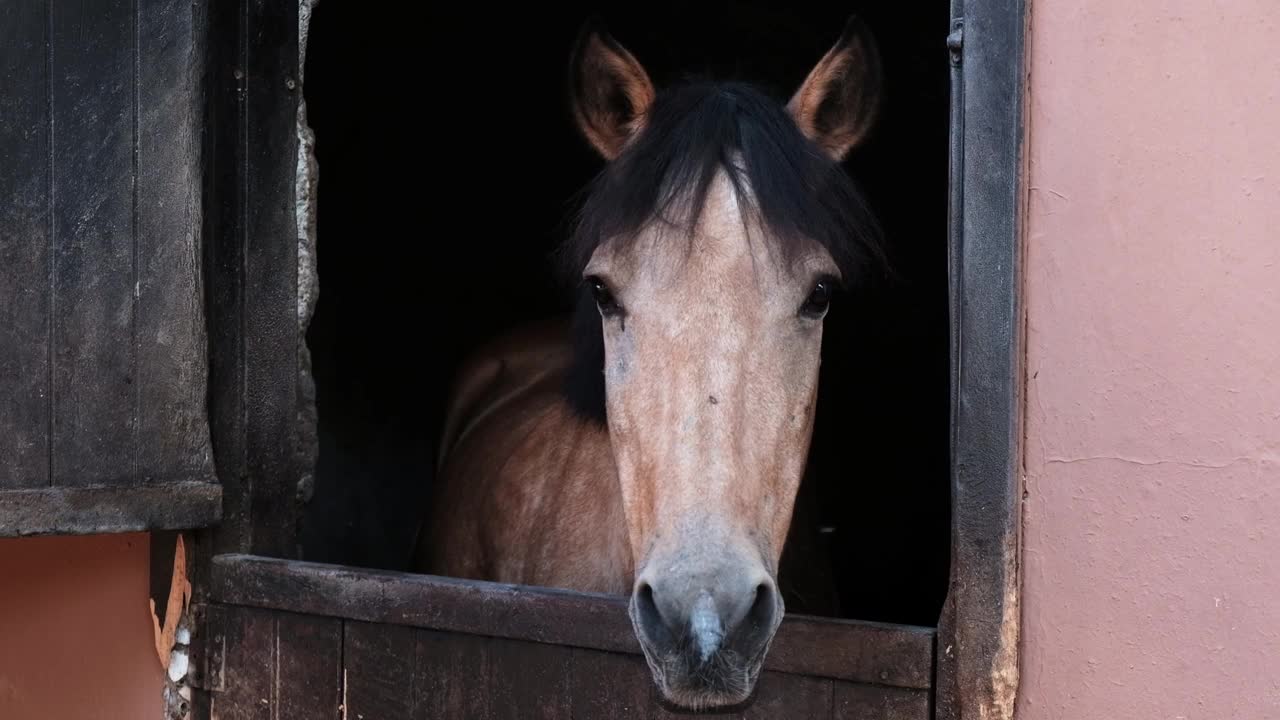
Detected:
left=300, top=1, right=951, bottom=628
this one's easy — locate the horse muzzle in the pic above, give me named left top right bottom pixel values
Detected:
left=628, top=559, right=784, bottom=709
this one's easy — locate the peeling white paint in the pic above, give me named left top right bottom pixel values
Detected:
left=295, top=0, right=320, bottom=510
left=167, top=649, right=189, bottom=684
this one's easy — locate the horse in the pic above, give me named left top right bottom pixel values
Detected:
left=413, top=16, right=885, bottom=710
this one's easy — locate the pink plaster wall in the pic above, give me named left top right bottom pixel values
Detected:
left=0, top=533, right=163, bottom=720
left=1018, top=1, right=1280, bottom=717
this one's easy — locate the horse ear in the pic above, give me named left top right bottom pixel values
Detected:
left=786, top=16, right=883, bottom=161
left=569, top=21, right=656, bottom=161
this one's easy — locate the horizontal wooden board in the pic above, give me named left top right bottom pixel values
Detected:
left=206, top=605, right=930, bottom=720
left=209, top=554, right=935, bottom=689
left=0, top=482, right=221, bottom=537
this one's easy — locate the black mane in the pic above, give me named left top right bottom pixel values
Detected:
left=559, top=80, right=886, bottom=425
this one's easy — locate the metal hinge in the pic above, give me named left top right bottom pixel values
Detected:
left=948, top=19, right=964, bottom=66
left=187, top=604, right=226, bottom=693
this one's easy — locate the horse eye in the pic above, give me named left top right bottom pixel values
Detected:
left=800, top=278, right=834, bottom=318
left=588, top=277, right=621, bottom=318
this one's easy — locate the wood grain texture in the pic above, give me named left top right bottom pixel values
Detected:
left=275, top=613, right=343, bottom=720
left=135, top=0, right=215, bottom=484
left=0, top=0, right=51, bottom=489
left=207, top=603, right=931, bottom=720
left=209, top=555, right=935, bottom=689
left=1, top=0, right=216, bottom=504
left=48, top=0, right=136, bottom=485
left=206, top=607, right=342, bottom=720
left=343, top=621, right=421, bottom=719
left=0, top=481, right=220, bottom=537
left=833, top=682, right=930, bottom=720
left=241, top=0, right=302, bottom=557
left=210, top=606, right=273, bottom=720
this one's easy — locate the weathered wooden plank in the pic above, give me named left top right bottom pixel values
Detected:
left=766, top=614, right=934, bottom=689
left=276, top=613, right=343, bottom=720
left=744, top=672, right=834, bottom=719
left=209, top=555, right=935, bottom=688
left=417, top=629, right=487, bottom=719
left=49, top=0, right=137, bottom=485
left=0, top=0, right=51, bottom=488
left=0, top=481, right=220, bottom=537
left=569, top=648, right=672, bottom=719
left=242, top=0, right=301, bottom=557
left=832, top=682, right=930, bottom=720
left=482, top=635, right=573, bottom=719
left=344, top=621, right=421, bottom=719
left=203, top=0, right=249, bottom=552
left=213, top=555, right=638, bottom=651
left=210, top=607, right=274, bottom=720
left=134, top=0, right=215, bottom=484
left=205, top=607, right=342, bottom=720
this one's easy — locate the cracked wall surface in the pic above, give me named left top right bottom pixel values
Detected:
left=1018, top=0, right=1280, bottom=717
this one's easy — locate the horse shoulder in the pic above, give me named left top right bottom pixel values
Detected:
left=417, top=318, right=629, bottom=594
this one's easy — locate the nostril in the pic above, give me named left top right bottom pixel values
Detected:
left=633, top=582, right=674, bottom=650
left=746, top=582, right=776, bottom=632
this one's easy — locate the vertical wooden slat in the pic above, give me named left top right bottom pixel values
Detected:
left=0, top=0, right=50, bottom=488
left=417, top=629, right=489, bottom=719
left=743, top=673, right=833, bottom=719
left=276, top=613, right=343, bottom=719
left=344, top=621, right=421, bottom=719
left=204, top=0, right=250, bottom=551
left=134, top=0, right=215, bottom=483
left=243, top=0, right=301, bottom=557
left=482, top=636, right=572, bottom=719
left=832, top=682, right=930, bottom=720
left=211, top=607, right=274, bottom=720
left=570, top=649, right=673, bottom=719
left=49, top=0, right=136, bottom=485
left=209, top=608, right=342, bottom=720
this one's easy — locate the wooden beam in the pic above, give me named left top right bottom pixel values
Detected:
left=209, top=554, right=935, bottom=689
left=0, top=482, right=222, bottom=537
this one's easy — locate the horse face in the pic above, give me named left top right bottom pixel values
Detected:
left=568, top=18, right=880, bottom=710
left=583, top=175, right=836, bottom=707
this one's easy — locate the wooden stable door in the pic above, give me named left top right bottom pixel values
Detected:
left=194, top=556, right=933, bottom=719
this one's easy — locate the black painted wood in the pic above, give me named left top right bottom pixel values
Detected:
left=136, top=0, right=216, bottom=483
left=0, top=0, right=217, bottom=522
left=202, top=0, right=251, bottom=553
left=210, top=606, right=925, bottom=720
left=208, top=554, right=935, bottom=689
left=202, top=606, right=342, bottom=720
left=242, top=0, right=302, bottom=559
left=834, top=683, right=931, bottom=720
left=344, top=621, right=422, bottom=718
left=0, top=482, right=221, bottom=536
left=0, top=0, right=51, bottom=489
left=936, top=0, right=1027, bottom=717
left=276, top=613, right=343, bottom=720
left=201, top=0, right=302, bottom=558
left=48, top=0, right=136, bottom=485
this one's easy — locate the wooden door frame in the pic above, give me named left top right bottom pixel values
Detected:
left=935, top=0, right=1028, bottom=718
left=192, top=1, right=1029, bottom=718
